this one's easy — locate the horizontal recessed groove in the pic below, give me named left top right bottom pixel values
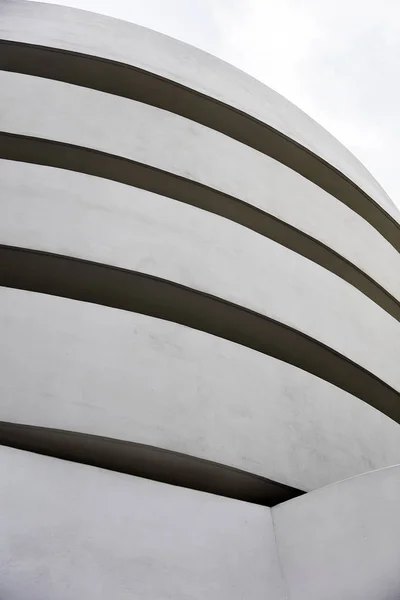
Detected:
left=1, top=245, right=400, bottom=423
left=1, top=132, right=399, bottom=323
left=0, top=421, right=302, bottom=506
left=1, top=40, right=399, bottom=252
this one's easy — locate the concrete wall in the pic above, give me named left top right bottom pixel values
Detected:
left=0, top=446, right=286, bottom=600
left=2, top=286, right=400, bottom=492
left=1, top=74, right=399, bottom=305
left=0, top=154, right=398, bottom=392
left=273, top=465, right=400, bottom=600
left=1, top=0, right=399, bottom=219
left=0, top=446, right=399, bottom=600
left=0, top=2, right=400, bottom=598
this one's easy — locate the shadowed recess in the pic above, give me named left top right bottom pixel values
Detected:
left=1, top=132, right=399, bottom=323
left=1, top=40, right=399, bottom=252
left=0, top=421, right=303, bottom=506
left=1, top=245, right=400, bottom=423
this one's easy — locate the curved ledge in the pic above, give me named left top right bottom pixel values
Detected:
left=1, top=132, right=399, bottom=324
left=1, top=40, right=399, bottom=252
left=1, top=245, right=399, bottom=423
left=0, top=421, right=302, bottom=506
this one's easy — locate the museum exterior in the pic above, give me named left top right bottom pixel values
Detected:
left=0, top=2, right=400, bottom=598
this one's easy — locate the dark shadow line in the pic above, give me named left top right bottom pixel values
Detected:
left=1, top=132, right=399, bottom=323
left=0, top=421, right=304, bottom=506
left=1, top=39, right=399, bottom=251
left=1, top=244, right=399, bottom=423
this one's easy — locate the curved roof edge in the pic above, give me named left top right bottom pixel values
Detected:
left=1, top=0, right=399, bottom=227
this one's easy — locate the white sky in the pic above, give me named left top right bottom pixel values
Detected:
left=29, top=0, right=400, bottom=208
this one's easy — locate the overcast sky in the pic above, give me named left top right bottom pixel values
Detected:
left=30, top=0, right=400, bottom=209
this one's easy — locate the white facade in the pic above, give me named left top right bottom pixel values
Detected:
left=0, top=2, right=399, bottom=598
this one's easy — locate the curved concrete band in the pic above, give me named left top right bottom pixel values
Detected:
left=1, top=70, right=400, bottom=311
left=1, top=138, right=400, bottom=323
left=1, top=42, right=399, bottom=252
left=1, top=75, right=400, bottom=386
left=1, top=4, right=400, bottom=597
left=2, top=247, right=400, bottom=423
left=1, top=39, right=400, bottom=483
left=1, top=1, right=400, bottom=225
left=1, top=286, right=400, bottom=493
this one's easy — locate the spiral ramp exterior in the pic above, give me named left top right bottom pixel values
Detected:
left=0, top=2, right=400, bottom=598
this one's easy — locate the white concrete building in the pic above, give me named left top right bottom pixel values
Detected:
left=0, top=2, right=399, bottom=598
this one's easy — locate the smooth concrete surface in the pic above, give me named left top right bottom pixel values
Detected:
left=0, top=446, right=286, bottom=600
left=5, top=246, right=400, bottom=423
left=1, top=52, right=399, bottom=255
left=1, top=446, right=399, bottom=600
left=1, top=73, right=399, bottom=306
left=273, top=465, right=400, bottom=600
left=1, top=160, right=399, bottom=320
left=1, top=5, right=400, bottom=596
left=2, top=149, right=399, bottom=327
left=1, top=0, right=399, bottom=223
left=1, top=286, right=400, bottom=492
left=0, top=158, right=399, bottom=395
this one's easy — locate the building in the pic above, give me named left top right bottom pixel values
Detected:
left=0, top=1, right=400, bottom=598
